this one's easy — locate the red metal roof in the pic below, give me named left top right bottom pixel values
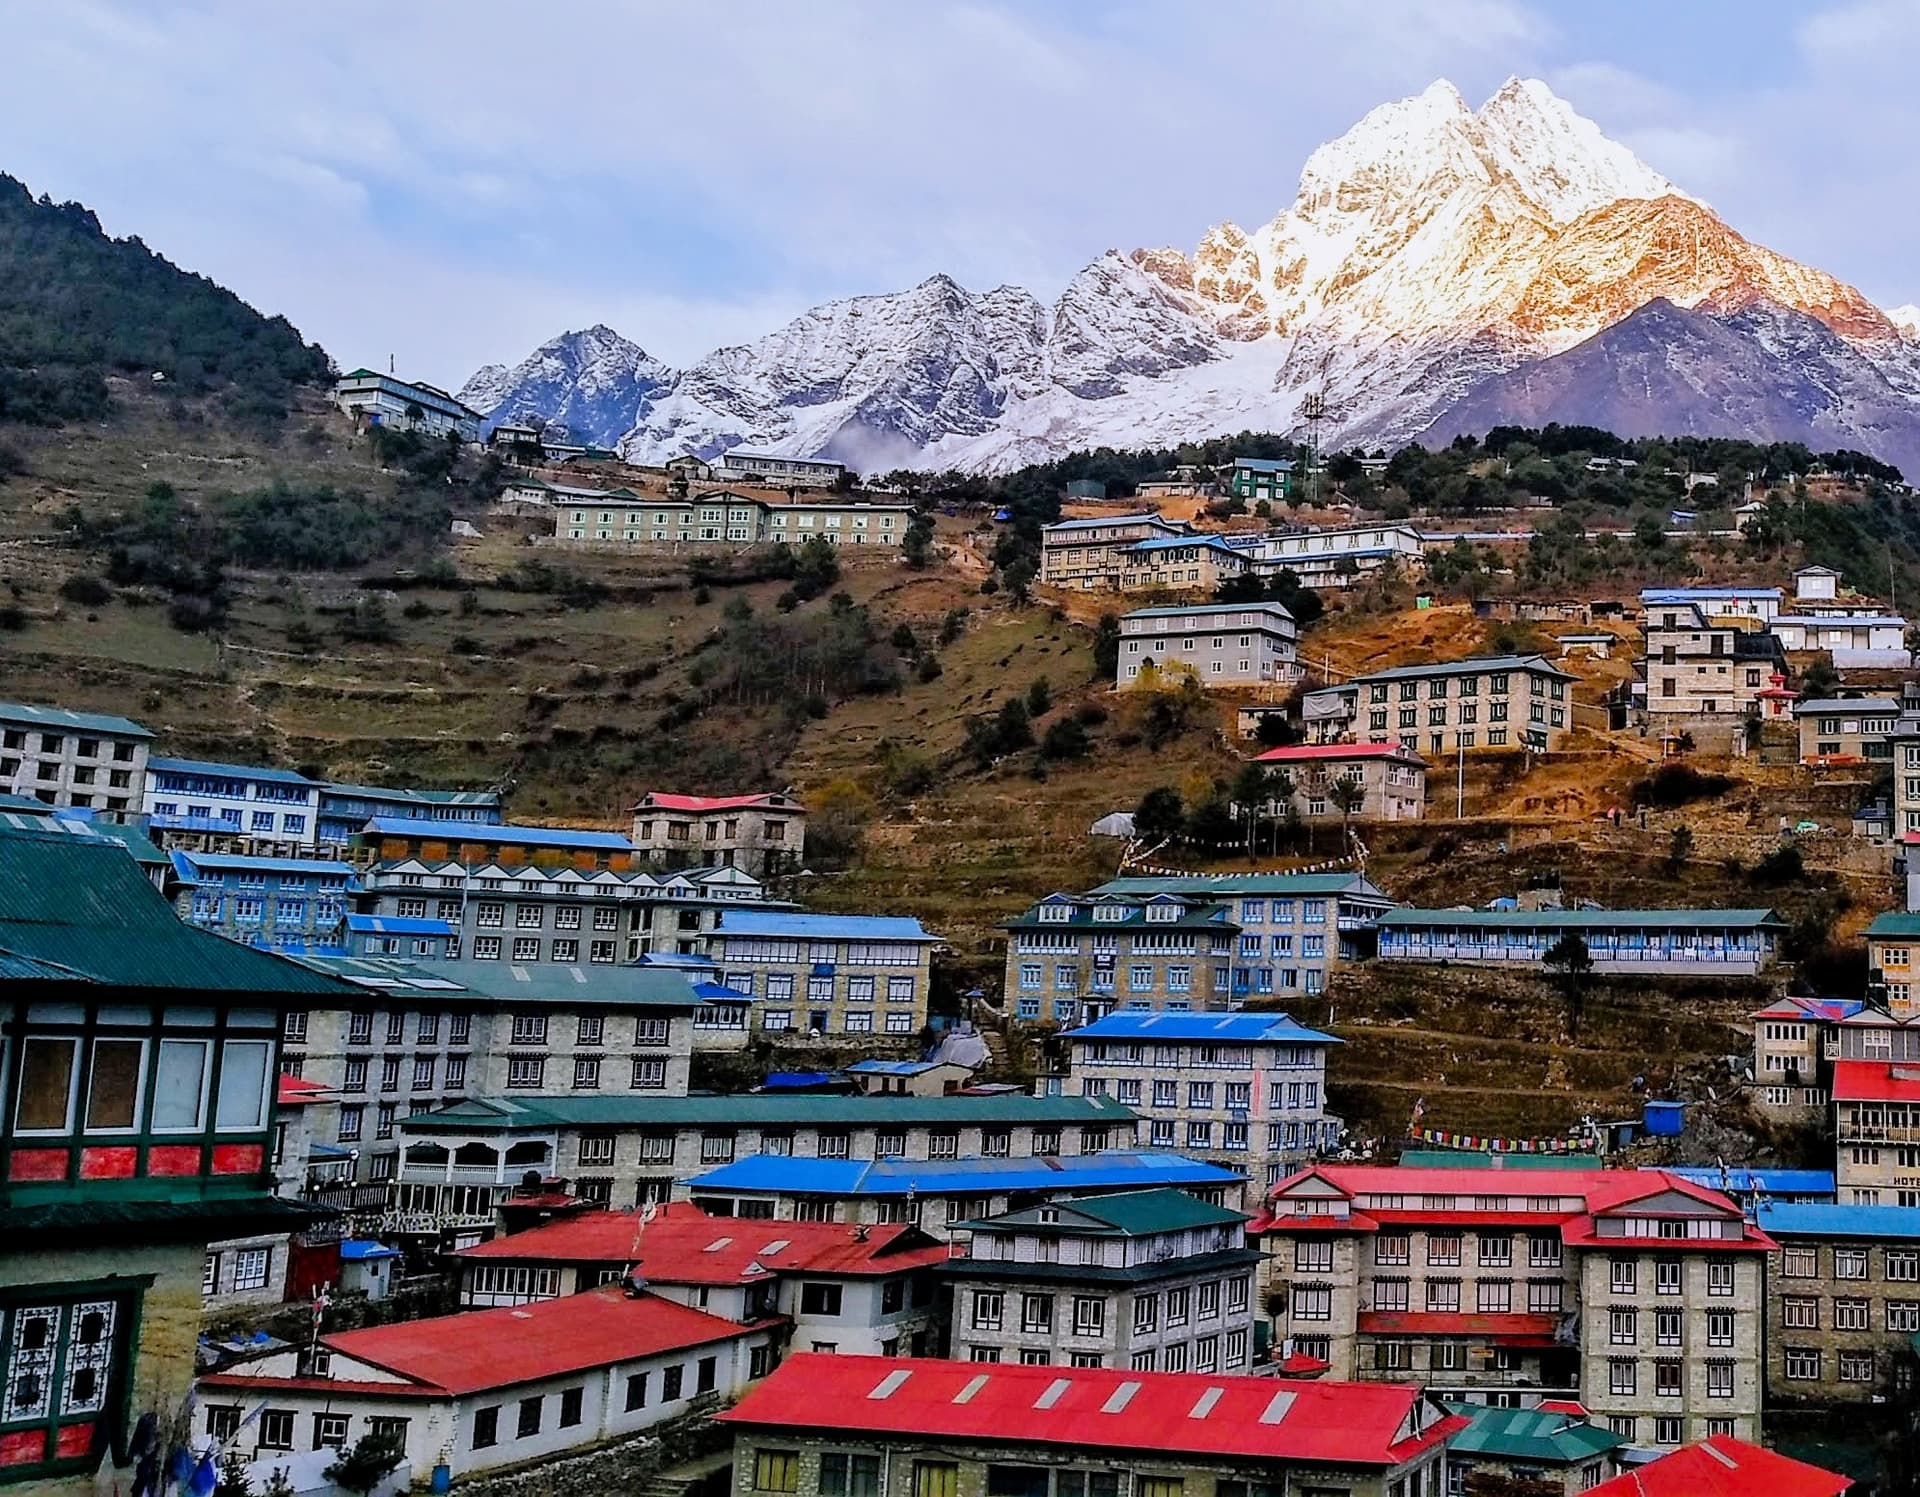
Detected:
left=1586, top=1436, right=1851, bottom=1497
left=636, top=792, right=790, bottom=813
left=1254, top=743, right=1422, bottom=763
left=722, top=1356, right=1464, bottom=1469
left=456, top=1201, right=953, bottom=1282
left=276, top=1075, right=332, bottom=1106
left=1832, top=1059, right=1920, bottom=1103
left=312, top=1286, right=757, bottom=1395
left=1356, top=1311, right=1562, bottom=1346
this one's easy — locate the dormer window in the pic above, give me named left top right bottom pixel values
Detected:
left=1037, top=903, right=1073, bottom=924
left=1093, top=905, right=1127, bottom=923
left=1145, top=903, right=1179, bottom=923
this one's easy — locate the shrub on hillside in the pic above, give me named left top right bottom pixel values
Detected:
left=58, top=573, right=112, bottom=607
left=1630, top=762, right=1733, bottom=810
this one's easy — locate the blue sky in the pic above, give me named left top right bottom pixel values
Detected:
left=3, top=0, right=1915, bottom=383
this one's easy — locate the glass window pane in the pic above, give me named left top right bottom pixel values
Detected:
left=16, top=1038, right=78, bottom=1132
left=215, top=1039, right=271, bottom=1131
left=86, top=1039, right=146, bottom=1131
left=152, top=1040, right=210, bottom=1131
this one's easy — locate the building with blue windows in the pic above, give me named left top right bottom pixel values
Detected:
left=316, top=782, right=504, bottom=846
left=707, top=909, right=940, bottom=1038
left=171, top=850, right=358, bottom=954
left=342, top=913, right=455, bottom=960
left=143, top=756, right=322, bottom=850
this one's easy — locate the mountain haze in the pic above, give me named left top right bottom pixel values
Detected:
left=460, top=79, right=1920, bottom=477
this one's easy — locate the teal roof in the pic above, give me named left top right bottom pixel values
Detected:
left=1003, top=898, right=1233, bottom=932
left=1442, top=1404, right=1624, bottom=1464
left=407, top=1091, right=1136, bottom=1135
left=1867, top=913, right=1920, bottom=938
left=1121, top=602, right=1295, bottom=620
left=1353, top=653, right=1573, bottom=684
left=0, top=700, right=152, bottom=737
left=1093, top=873, right=1388, bottom=899
left=0, top=826, right=351, bottom=995
left=1379, top=906, right=1783, bottom=931
left=964, top=1188, right=1244, bottom=1236
left=1399, top=1149, right=1603, bottom=1170
left=411, top=958, right=705, bottom=1009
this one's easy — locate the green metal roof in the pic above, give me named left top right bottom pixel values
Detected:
left=0, top=700, right=153, bottom=737
left=1399, top=1150, right=1604, bottom=1171
left=1352, top=653, right=1575, bottom=684
left=0, top=825, right=355, bottom=995
left=1093, top=873, right=1388, bottom=899
left=1379, top=906, right=1783, bottom=930
left=1867, top=913, right=1920, bottom=938
left=1442, top=1403, right=1624, bottom=1464
left=1003, top=901, right=1233, bottom=932
left=407, top=1091, right=1137, bottom=1135
left=964, top=1188, right=1245, bottom=1236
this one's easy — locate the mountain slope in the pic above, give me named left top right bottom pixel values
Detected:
left=463, top=77, right=1919, bottom=476
left=1428, top=298, right=1920, bottom=476
left=456, top=325, right=672, bottom=446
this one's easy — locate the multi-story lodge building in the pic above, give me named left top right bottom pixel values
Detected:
left=686, top=1152, right=1244, bottom=1240
left=198, top=1287, right=774, bottom=1483
left=1228, top=455, right=1296, bottom=502
left=1114, top=602, right=1297, bottom=688
left=1114, top=535, right=1254, bottom=594
left=1229, top=522, right=1425, bottom=591
left=315, top=782, right=502, bottom=848
left=1255, top=1164, right=1772, bottom=1449
left=1830, top=1059, right=1920, bottom=1205
left=274, top=955, right=709, bottom=1197
left=1252, top=742, right=1428, bottom=822
left=1893, top=723, right=1920, bottom=859
left=0, top=700, right=151, bottom=813
left=1754, top=1202, right=1920, bottom=1406
left=1751, top=996, right=1862, bottom=1123
left=1002, top=892, right=1238, bottom=1024
left=1375, top=907, right=1784, bottom=976
left=1304, top=654, right=1577, bottom=755
left=357, top=816, right=635, bottom=871
left=454, top=1201, right=952, bottom=1356
left=942, top=1189, right=1262, bottom=1372
left=1793, top=698, right=1901, bottom=766
left=332, top=368, right=482, bottom=440
left=0, top=822, right=350, bottom=1496
left=1867, top=912, right=1920, bottom=1008
left=1049, top=1012, right=1343, bottom=1194
left=1038, top=514, right=1191, bottom=591
left=720, top=1355, right=1463, bottom=1497
left=142, top=756, right=322, bottom=849
left=718, top=450, right=847, bottom=488
left=399, top=1093, right=1138, bottom=1216
left=1639, top=585, right=1782, bottom=623
left=172, top=850, right=359, bottom=955
left=540, top=487, right=914, bottom=551
left=707, top=910, right=940, bottom=1036
left=631, top=790, right=807, bottom=878
left=1639, top=597, right=1788, bottom=726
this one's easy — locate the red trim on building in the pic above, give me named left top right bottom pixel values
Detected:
left=212, top=1143, right=265, bottom=1175
left=145, top=1145, right=204, bottom=1176
left=7, top=1148, right=69, bottom=1182
left=78, top=1147, right=137, bottom=1179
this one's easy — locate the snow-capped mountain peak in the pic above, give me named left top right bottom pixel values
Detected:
left=1888, top=303, right=1920, bottom=341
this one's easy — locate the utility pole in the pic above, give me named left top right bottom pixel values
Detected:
left=1457, top=737, right=1465, bottom=821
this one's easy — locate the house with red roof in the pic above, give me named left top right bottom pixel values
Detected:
left=721, top=1354, right=1463, bottom=1497
left=1251, top=1163, right=1772, bottom=1450
left=1832, top=1058, right=1920, bottom=1203
left=1751, top=995, right=1863, bottom=1124
left=1252, top=741, right=1428, bottom=823
left=453, top=1201, right=953, bottom=1355
left=1585, top=1434, right=1852, bottom=1496
left=632, top=790, right=806, bottom=879
left=196, top=1284, right=779, bottom=1481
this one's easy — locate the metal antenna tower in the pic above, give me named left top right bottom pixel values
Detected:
left=1300, top=390, right=1327, bottom=508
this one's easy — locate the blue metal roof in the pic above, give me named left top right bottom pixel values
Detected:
left=1665, top=1167, right=1834, bottom=1197
left=1231, top=457, right=1295, bottom=474
left=846, top=1060, right=944, bottom=1074
left=713, top=910, right=936, bottom=942
left=177, top=851, right=356, bottom=876
left=686, top=1150, right=1240, bottom=1197
left=1121, top=602, right=1293, bottom=620
left=1125, top=535, right=1244, bottom=556
left=689, top=980, right=754, bottom=1004
left=1067, top=1012, right=1340, bottom=1045
left=339, top=1240, right=402, bottom=1261
left=345, top=914, right=452, bottom=936
left=364, top=817, right=632, bottom=850
left=1756, top=1203, right=1920, bottom=1238
left=1640, top=587, right=1782, bottom=601
left=148, top=756, right=319, bottom=787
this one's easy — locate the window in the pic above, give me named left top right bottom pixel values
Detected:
left=313, top=1412, right=350, bottom=1450
left=15, top=1037, right=79, bottom=1133
left=506, top=1057, right=546, bottom=1089
left=232, top=1247, right=271, bottom=1293
left=1785, top=1348, right=1822, bottom=1381
left=1654, top=1417, right=1682, bottom=1446
left=1427, top=1234, right=1461, bottom=1267
left=1655, top=1258, right=1681, bottom=1296
left=1707, top=1261, right=1735, bottom=1297
left=754, top=1451, right=800, bottom=1493
left=1782, top=1245, right=1817, bottom=1278
left=800, top=1283, right=844, bottom=1317
left=471, top=1404, right=500, bottom=1450
left=1021, top=1294, right=1053, bottom=1333
left=1375, top=1234, right=1410, bottom=1266
left=1609, top=1259, right=1637, bottom=1294
left=1071, top=1295, right=1105, bottom=1335
left=1836, top=1297, right=1870, bottom=1331
left=517, top=1396, right=543, bottom=1438
left=84, top=1038, right=146, bottom=1133
left=215, top=1039, right=272, bottom=1130
left=1836, top=1248, right=1869, bottom=1280
left=1655, top=1359, right=1682, bottom=1397
left=1476, top=1280, right=1511, bottom=1314
left=1608, top=1359, right=1636, bottom=1396
left=1841, top=1351, right=1876, bottom=1383
left=259, top=1410, right=296, bottom=1451
left=632, top=1058, right=667, bottom=1090
left=559, top=1387, right=584, bottom=1427
left=1294, top=1240, right=1333, bottom=1273
left=1609, top=1308, right=1637, bottom=1345
left=971, top=1290, right=1004, bottom=1331
left=913, top=1463, right=958, bottom=1497
left=573, top=1057, right=601, bottom=1089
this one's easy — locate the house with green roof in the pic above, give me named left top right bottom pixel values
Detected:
left=1442, top=1402, right=1626, bottom=1494
left=0, top=823, right=354, bottom=1491
left=1376, top=906, right=1785, bottom=975
left=0, top=699, right=152, bottom=815
left=941, top=1187, right=1263, bottom=1372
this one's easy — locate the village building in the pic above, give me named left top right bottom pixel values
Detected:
left=454, top=1201, right=952, bottom=1355
left=1440, top=1402, right=1626, bottom=1495
left=717, top=450, right=847, bottom=489
left=1304, top=654, right=1576, bottom=755
left=0, top=701, right=151, bottom=814
left=142, top=757, right=322, bottom=851
left=1001, top=892, right=1238, bottom=1025
left=399, top=1092, right=1137, bottom=1217
left=1114, top=602, right=1297, bottom=688
left=1639, top=597, right=1789, bottom=730
left=1251, top=742, right=1428, bottom=822
left=1794, top=698, right=1901, bottom=766
left=1751, top=996, right=1862, bottom=1122
left=1771, top=614, right=1911, bottom=663
left=171, top=850, right=359, bottom=955
left=1229, top=522, right=1425, bottom=591
left=1254, top=1164, right=1773, bottom=1449
left=762, top=499, right=914, bottom=548
left=1038, top=514, right=1192, bottom=591
left=356, top=816, right=636, bottom=872
left=201, top=1074, right=339, bottom=1313
left=686, top=1152, right=1242, bottom=1239
left=706, top=909, right=940, bottom=1037
left=1752, top=1202, right=1920, bottom=1407
left=332, top=369, right=481, bottom=441
left=0, top=823, right=350, bottom=1495
left=1585, top=1434, right=1850, bottom=1497
left=844, top=1058, right=976, bottom=1096
left=1639, top=585, right=1783, bottom=623
left=1114, top=535, right=1255, bottom=594
left=314, top=782, right=503, bottom=848
left=196, top=1285, right=776, bottom=1484
left=1049, top=1012, right=1343, bottom=1195
left=1228, top=455, right=1297, bottom=502
left=942, top=1189, right=1262, bottom=1372
left=632, top=790, right=807, bottom=879
left=1828, top=1059, right=1920, bottom=1205
left=498, top=474, right=646, bottom=508
left=340, top=912, right=459, bottom=960
left=1375, top=908, right=1784, bottom=976
left=666, top=453, right=715, bottom=482
left=1890, top=725, right=1920, bottom=865
left=1134, top=466, right=1219, bottom=500
left=719, top=1354, right=1463, bottom=1497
